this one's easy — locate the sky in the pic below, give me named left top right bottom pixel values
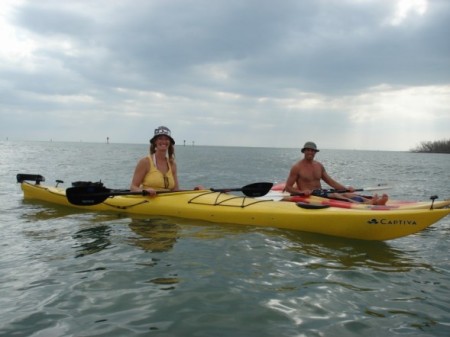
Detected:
left=1, top=0, right=449, bottom=151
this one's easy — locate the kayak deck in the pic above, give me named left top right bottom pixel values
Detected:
left=19, top=181, right=450, bottom=241
left=260, top=191, right=450, bottom=210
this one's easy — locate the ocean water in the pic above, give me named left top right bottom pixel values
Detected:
left=1, top=140, right=449, bottom=337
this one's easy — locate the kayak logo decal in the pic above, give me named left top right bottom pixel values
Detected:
left=367, top=218, right=417, bottom=225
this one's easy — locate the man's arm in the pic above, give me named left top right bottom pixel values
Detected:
left=285, top=165, right=300, bottom=194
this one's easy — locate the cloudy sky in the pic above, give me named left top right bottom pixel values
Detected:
left=1, top=0, right=449, bottom=151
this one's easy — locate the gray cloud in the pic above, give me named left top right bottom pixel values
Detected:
left=1, top=0, right=449, bottom=150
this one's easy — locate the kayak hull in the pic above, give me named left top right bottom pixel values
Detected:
left=20, top=182, right=450, bottom=241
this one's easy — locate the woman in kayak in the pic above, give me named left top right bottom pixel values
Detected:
left=130, top=126, right=181, bottom=196
left=284, top=141, right=388, bottom=205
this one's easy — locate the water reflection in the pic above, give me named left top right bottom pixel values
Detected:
left=20, top=199, right=80, bottom=220
left=18, top=198, right=432, bottom=272
left=128, top=217, right=180, bottom=252
left=125, top=217, right=433, bottom=273
left=19, top=198, right=180, bottom=255
left=276, top=229, right=432, bottom=272
left=20, top=199, right=118, bottom=258
left=72, top=225, right=112, bottom=258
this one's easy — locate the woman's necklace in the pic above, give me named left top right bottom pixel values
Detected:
left=153, top=154, right=168, bottom=173
left=153, top=154, right=169, bottom=188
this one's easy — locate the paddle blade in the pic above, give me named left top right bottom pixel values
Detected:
left=66, top=185, right=111, bottom=206
left=241, top=182, right=273, bottom=197
left=17, top=173, right=45, bottom=184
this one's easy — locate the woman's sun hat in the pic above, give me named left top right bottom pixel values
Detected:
left=150, top=126, right=175, bottom=145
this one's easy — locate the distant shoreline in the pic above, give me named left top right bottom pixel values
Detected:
left=410, top=139, right=450, bottom=154
left=2, top=139, right=449, bottom=152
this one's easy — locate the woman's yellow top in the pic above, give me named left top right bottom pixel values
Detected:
left=141, top=155, right=175, bottom=190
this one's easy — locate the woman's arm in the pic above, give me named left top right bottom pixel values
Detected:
left=130, top=157, right=149, bottom=192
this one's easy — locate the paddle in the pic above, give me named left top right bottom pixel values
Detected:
left=16, top=173, right=45, bottom=184
left=292, top=185, right=391, bottom=197
left=66, top=182, right=274, bottom=206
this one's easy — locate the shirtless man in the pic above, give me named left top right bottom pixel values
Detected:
left=284, top=142, right=388, bottom=205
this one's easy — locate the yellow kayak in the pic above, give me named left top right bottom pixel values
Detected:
left=19, top=180, right=450, bottom=241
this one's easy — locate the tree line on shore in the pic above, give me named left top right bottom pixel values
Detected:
left=410, top=139, right=450, bottom=153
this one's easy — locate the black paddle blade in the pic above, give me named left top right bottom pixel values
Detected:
left=66, top=185, right=112, bottom=206
left=241, top=182, right=273, bottom=197
left=17, top=173, right=45, bottom=184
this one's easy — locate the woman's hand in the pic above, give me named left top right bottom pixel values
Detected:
left=143, top=188, right=158, bottom=196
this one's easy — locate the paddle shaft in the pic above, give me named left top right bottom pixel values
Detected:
left=290, top=185, right=391, bottom=198
left=66, top=182, right=273, bottom=206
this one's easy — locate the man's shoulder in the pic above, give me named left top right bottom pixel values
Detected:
left=299, top=159, right=322, bottom=165
left=313, top=160, right=325, bottom=169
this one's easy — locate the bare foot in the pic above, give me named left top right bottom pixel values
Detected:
left=371, top=194, right=379, bottom=205
left=372, top=193, right=388, bottom=205
left=377, top=194, right=389, bottom=205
